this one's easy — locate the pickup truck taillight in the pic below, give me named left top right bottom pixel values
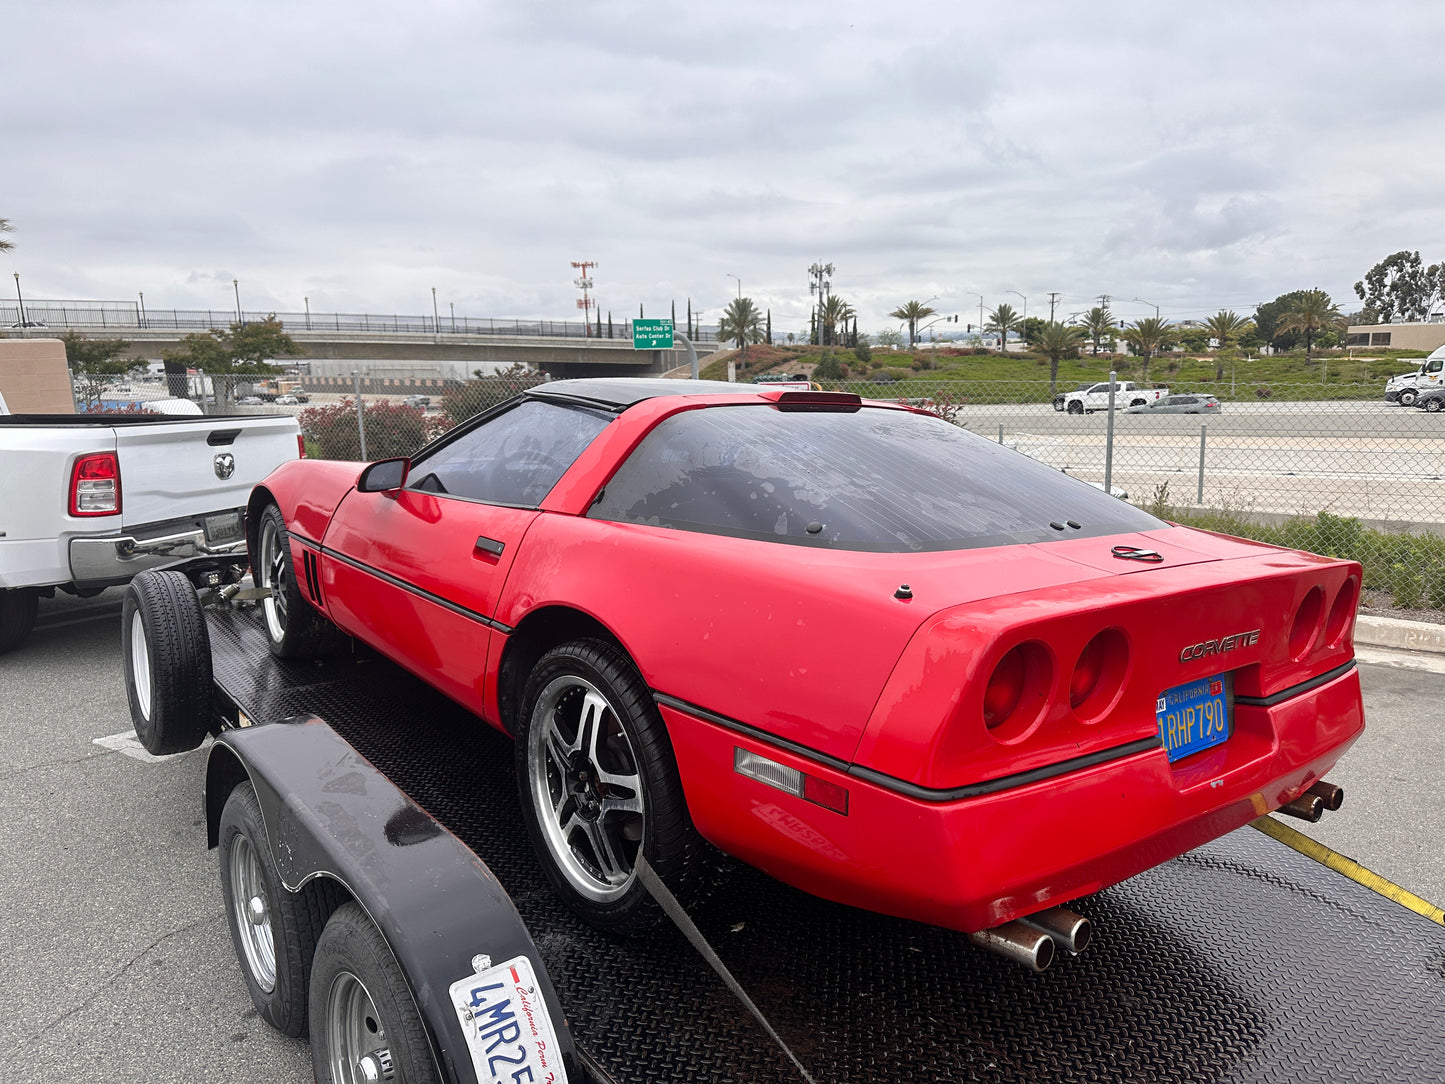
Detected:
left=70, top=452, right=121, bottom=516
left=297, top=434, right=307, bottom=459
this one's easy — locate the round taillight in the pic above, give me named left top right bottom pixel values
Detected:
left=984, top=647, right=1025, bottom=728
left=982, top=641, right=1052, bottom=743
left=1289, top=586, right=1325, bottom=660
left=1069, top=628, right=1130, bottom=722
left=1325, top=577, right=1359, bottom=646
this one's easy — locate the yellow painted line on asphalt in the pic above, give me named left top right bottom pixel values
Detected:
left=1251, top=814, right=1445, bottom=926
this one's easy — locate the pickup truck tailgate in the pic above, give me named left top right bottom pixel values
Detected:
left=116, top=415, right=298, bottom=527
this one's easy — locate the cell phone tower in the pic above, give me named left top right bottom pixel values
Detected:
left=572, top=261, right=597, bottom=337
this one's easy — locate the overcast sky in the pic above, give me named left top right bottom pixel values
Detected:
left=5, top=0, right=1444, bottom=335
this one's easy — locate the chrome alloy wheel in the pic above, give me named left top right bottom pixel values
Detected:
left=128, top=610, right=152, bottom=720
left=227, top=832, right=277, bottom=992
left=258, top=515, right=289, bottom=643
left=527, top=675, right=646, bottom=903
left=325, top=970, right=393, bottom=1084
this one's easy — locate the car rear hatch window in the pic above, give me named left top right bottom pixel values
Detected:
left=590, top=404, right=1167, bottom=551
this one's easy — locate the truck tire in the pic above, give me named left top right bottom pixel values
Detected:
left=220, top=781, right=342, bottom=1039
left=1427, top=397, right=1443, bottom=413
left=0, top=588, right=39, bottom=654
left=255, top=502, right=346, bottom=659
left=1400, top=389, right=1418, bottom=407
left=122, top=570, right=212, bottom=755
left=1067, top=401, right=1084, bottom=415
left=309, top=902, right=441, bottom=1084
left=516, top=638, right=706, bottom=933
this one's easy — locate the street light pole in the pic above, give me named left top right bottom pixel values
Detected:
left=233, top=279, right=242, bottom=325
left=1008, top=290, right=1028, bottom=322
left=432, top=286, right=440, bottom=335
left=972, top=293, right=984, bottom=338
left=1131, top=297, right=1160, bottom=320
left=450, top=301, right=455, bottom=331
left=13, top=273, right=27, bottom=335
left=726, top=274, right=741, bottom=299
left=304, top=296, right=311, bottom=330
left=138, top=291, right=146, bottom=329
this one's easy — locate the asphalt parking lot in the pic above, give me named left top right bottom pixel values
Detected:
left=1, top=589, right=1443, bottom=1082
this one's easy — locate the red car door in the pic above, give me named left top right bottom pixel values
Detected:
left=322, top=487, right=538, bottom=718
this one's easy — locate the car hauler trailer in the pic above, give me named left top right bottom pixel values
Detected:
left=123, top=571, right=1445, bottom=1084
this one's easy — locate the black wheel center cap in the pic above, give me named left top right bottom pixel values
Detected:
left=567, top=753, right=604, bottom=818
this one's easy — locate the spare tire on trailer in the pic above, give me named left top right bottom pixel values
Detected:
left=122, top=570, right=213, bottom=755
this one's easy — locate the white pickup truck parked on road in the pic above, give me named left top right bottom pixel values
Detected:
left=1383, top=346, right=1445, bottom=406
left=0, top=410, right=300, bottom=652
left=1057, top=381, right=1168, bottom=414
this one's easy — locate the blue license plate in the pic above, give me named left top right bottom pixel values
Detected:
left=1157, top=674, right=1231, bottom=762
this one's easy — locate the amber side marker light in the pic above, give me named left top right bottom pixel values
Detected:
left=734, top=747, right=849, bottom=814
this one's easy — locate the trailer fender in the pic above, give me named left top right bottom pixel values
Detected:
left=205, top=715, right=580, bottom=1084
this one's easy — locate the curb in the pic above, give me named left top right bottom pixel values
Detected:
left=1354, top=615, right=1445, bottom=657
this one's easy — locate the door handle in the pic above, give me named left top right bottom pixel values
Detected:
left=473, top=536, right=505, bottom=557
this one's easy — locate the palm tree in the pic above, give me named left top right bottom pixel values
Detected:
left=1273, top=290, right=1342, bottom=363
left=717, top=296, right=764, bottom=370
left=1035, top=322, right=1085, bottom=395
left=1082, top=306, right=1115, bottom=356
left=985, top=303, right=1022, bottom=352
left=818, top=294, right=853, bottom=346
left=889, top=300, right=936, bottom=347
left=1121, top=317, right=1175, bottom=381
left=1204, top=310, right=1250, bottom=380
left=0, top=217, right=13, bottom=252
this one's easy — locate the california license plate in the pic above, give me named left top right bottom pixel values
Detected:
left=449, top=955, right=567, bottom=1084
left=1156, top=673, right=1231, bottom=762
left=203, top=511, right=243, bottom=545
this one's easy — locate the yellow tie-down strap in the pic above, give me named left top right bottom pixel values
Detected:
left=1250, top=815, right=1445, bottom=927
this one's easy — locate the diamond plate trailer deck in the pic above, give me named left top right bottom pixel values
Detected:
left=204, top=604, right=1445, bottom=1084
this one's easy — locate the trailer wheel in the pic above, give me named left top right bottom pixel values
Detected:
left=309, top=902, right=440, bottom=1084
left=256, top=502, right=345, bottom=658
left=1400, top=389, right=1418, bottom=407
left=220, top=781, right=340, bottom=1038
left=122, top=570, right=212, bottom=755
left=516, top=638, right=703, bottom=933
left=0, top=587, right=39, bottom=655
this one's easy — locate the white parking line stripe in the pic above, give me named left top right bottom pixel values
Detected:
left=92, top=730, right=213, bottom=763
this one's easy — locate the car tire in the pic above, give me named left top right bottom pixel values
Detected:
left=1067, top=401, right=1083, bottom=414
left=1130, top=398, right=1146, bottom=407
left=255, top=503, right=346, bottom=659
left=1427, top=397, right=1443, bottom=413
left=220, top=782, right=342, bottom=1038
left=0, top=587, right=39, bottom=654
left=122, top=570, right=213, bottom=755
left=1400, top=390, right=1418, bottom=407
left=309, top=902, right=440, bottom=1084
left=516, top=638, right=705, bottom=933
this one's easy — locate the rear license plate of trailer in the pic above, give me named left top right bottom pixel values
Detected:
left=1157, top=674, right=1231, bottom=762
left=450, top=954, right=566, bottom=1083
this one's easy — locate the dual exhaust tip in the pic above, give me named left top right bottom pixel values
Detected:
left=967, top=906, right=1091, bottom=972
left=1276, top=780, right=1345, bottom=824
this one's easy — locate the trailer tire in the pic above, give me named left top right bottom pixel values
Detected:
left=123, top=570, right=212, bottom=755
left=256, top=502, right=346, bottom=659
left=0, top=587, right=39, bottom=655
left=1400, top=389, right=1418, bottom=407
left=309, top=902, right=440, bottom=1084
left=517, top=638, right=705, bottom=934
left=220, top=781, right=342, bottom=1039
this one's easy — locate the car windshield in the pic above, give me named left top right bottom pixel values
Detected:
left=590, top=404, right=1166, bottom=551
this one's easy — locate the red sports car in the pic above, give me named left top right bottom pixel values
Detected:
left=248, top=377, right=1363, bottom=949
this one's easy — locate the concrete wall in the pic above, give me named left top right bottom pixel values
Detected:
left=1346, top=322, right=1445, bottom=352
left=0, top=338, right=75, bottom=413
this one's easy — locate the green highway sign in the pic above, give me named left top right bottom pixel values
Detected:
left=632, top=318, right=674, bottom=350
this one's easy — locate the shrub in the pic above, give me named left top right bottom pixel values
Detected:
left=813, top=351, right=847, bottom=380
left=299, top=400, right=434, bottom=461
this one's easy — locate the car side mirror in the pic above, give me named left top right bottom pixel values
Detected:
left=358, top=457, right=411, bottom=494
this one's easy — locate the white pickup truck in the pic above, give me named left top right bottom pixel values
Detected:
left=0, top=408, right=300, bottom=652
left=1058, top=381, right=1168, bottom=414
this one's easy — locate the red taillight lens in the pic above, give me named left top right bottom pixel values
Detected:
left=1069, top=628, right=1130, bottom=722
left=984, top=647, right=1026, bottom=728
left=69, top=452, right=121, bottom=516
left=1290, top=586, right=1325, bottom=660
left=297, top=434, right=307, bottom=459
left=1325, top=577, right=1358, bottom=646
left=1070, top=638, right=1105, bottom=707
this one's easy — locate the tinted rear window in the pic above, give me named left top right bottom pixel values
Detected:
left=589, top=405, right=1166, bottom=551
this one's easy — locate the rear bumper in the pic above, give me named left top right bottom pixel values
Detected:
left=665, top=665, right=1364, bottom=933
left=69, top=525, right=246, bottom=586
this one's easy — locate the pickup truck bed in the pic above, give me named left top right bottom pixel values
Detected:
left=0, top=412, right=298, bottom=650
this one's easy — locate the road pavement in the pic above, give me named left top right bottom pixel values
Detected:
left=1, top=588, right=1442, bottom=1082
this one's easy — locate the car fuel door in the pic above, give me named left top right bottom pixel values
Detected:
left=321, top=486, right=538, bottom=718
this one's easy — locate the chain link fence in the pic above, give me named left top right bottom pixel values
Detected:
left=138, top=370, right=1438, bottom=613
